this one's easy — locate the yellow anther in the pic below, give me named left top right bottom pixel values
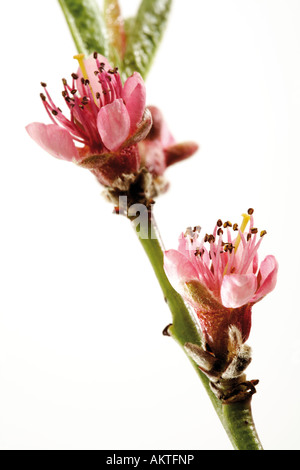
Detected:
left=73, top=54, right=98, bottom=105
left=74, top=54, right=88, bottom=80
left=234, top=213, right=250, bottom=252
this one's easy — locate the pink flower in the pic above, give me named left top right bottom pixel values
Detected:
left=26, top=53, right=152, bottom=187
left=138, top=106, right=199, bottom=176
left=164, top=209, right=278, bottom=357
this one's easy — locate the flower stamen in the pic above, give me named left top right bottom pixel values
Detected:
left=74, top=53, right=98, bottom=105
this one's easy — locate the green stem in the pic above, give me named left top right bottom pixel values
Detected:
left=223, top=400, right=263, bottom=450
left=131, top=210, right=263, bottom=450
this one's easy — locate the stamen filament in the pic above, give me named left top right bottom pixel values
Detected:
left=223, top=213, right=250, bottom=275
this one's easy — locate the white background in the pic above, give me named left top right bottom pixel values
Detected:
left=1, top=0, right=300, bottom=450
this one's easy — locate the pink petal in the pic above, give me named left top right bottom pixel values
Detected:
left=26, top=123, right=79, bottom=161
left=177, top=233, right=189, bottom=256
left=164, top=249, right=198, bottom=295
left=252, top=252, right=259, bottom=274
left=252, top=255, right=278, bottom=302
left=77, top=54, right=111, bottom=97
left=122, top=107, right=152, bottom=147
left=97, top=99, right=130, bottom=151
left=147, top=106, right=176, bottom=148
left=160, top=114, right=176, bottom=148
left=139, top=140, right=166, bottom=176
left=221, top=274, right=257, bottom=309
left=122, top=72, right=146, bottom=132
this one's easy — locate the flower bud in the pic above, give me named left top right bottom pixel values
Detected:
left=138, top=106, right=199, bottom=177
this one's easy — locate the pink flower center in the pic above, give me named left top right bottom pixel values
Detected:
left=39, top=52, right=124, bottom=154
left=184, top=208, right=267, bottom=298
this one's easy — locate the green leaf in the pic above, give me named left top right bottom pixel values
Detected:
left=57, top=0, right=108, bottom=57
left=123, top=0, right=173, bottom=79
